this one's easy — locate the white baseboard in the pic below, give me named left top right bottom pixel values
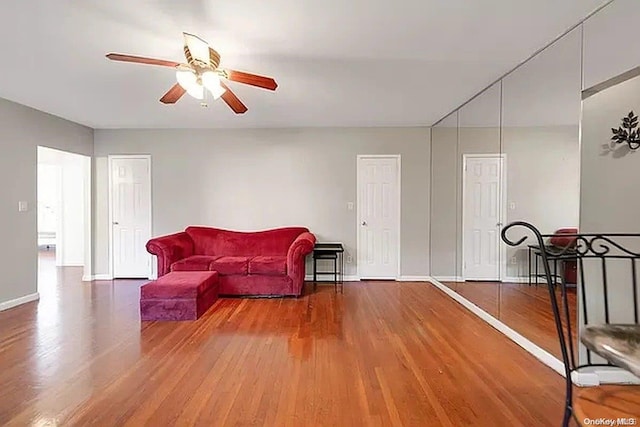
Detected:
left=504, top=276, right=550, bottom=284
left=431, top=276, right=552, bottom=285
left=427, top=277, right=565, bottom=376
left=432, top=276, right=464, bottom=282
left=591, top=368, right=640, bottom=385
left=573, top=367, right=640, bottom=386
left=397, top=276, right=431, bottom=282
left=0, top=292, right=40, bottom=312
left=84, top=274, right=113, bottom=281
left=305, top=275, right=360, bottom=282
left=428, top=276, right=638, bottom=386
left=309, top=275, right=441, bottom=282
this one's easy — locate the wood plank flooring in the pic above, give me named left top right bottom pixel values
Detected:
left=0, top=257, right=577, bottom=426
left=442, top=281, right=577, bottom=360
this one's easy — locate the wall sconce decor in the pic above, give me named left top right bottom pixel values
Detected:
left=612, top=111, right=640, bottom=150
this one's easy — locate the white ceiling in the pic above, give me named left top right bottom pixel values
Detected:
left=0, top=0, right=608, bottom=129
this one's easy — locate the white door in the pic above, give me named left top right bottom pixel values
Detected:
left=462, top=156, right=504, bottom=281
left=357, top=156, right=400, bottom=279
left=111, top=156, right=151, bottom=278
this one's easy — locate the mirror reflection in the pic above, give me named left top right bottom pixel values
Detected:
left=432, top=27, right=582, bottom=360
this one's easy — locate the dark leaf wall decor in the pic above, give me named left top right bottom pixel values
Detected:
left=611, top=111, right=640, bottom=150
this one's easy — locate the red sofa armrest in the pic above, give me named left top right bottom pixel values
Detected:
left=286, top=232, right=316, bottom=293
left=146, top=232, right=194, bottom=277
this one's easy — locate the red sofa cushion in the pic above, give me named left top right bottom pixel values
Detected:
left=141, top=271, right=218, bottom=299
left=185, top=226, right=309, bottom=256
left=210, top=256, right=249, bottom=275
left=248, top=256, right=287, bottom=276
left=171, top=255, right=219, bottom=272
left=549, top=227, right=578, bottom=248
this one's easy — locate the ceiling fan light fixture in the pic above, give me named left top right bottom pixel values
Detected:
left=202, top=71, right=226, bottom=99
left=186, top=84, right=204, bottom=100
left=176, top=68, right=204, bottom=100
left=176, top=68, right=196, bottom=88
left=183, top=32, right=210, bottom=65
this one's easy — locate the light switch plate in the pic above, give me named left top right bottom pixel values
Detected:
left=18, top=201, right=28, bottom=212
left=347, top=202, right=354, bottom=211
left=509, top=202, right=516, bottom=210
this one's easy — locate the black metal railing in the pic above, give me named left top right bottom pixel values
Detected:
left=501, top=221, right=640, bottom=427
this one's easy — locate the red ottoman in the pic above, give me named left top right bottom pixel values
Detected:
left=140, top=271, right=219, bottom=321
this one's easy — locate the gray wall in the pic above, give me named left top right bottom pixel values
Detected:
left=581, top=74, right=640, bottom=327
left=93, top=127, right=431, bottom=278
left=430, top=125, right=458, bottom=278
left=0, top=97, right=93, bottom=305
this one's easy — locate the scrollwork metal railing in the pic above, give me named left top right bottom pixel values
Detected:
left=501, top=221, right=640, bottom=427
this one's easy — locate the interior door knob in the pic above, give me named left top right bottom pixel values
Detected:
left=113, top=221, right=119, bottom=225
left=362, top=221, right=367, bottom=226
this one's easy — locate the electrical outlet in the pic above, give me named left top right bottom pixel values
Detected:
left=346, top=255, right=353, bottom=264
left=510, top=257, right=518, bottom=265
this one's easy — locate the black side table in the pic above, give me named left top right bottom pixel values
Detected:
left=528, top=244, right=577, bottom=290
left=312, top=243, right=344, bottom=293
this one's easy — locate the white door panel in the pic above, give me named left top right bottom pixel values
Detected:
left=463, top=156, right=503, bottom=280
left=111, top=157, right=151, bottom=278
left=357, top=156, right=399, bottom=279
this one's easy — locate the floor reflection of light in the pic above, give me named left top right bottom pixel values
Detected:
left=31, top=416, right=59, bottom=427
left=35, top=251, right=62, bottom=384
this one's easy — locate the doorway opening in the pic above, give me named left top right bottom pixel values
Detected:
left=37, top=146, right=92, bottom=292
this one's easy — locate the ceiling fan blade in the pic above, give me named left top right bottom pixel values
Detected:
left=221, top=68, right=278, bottom=91
left=219, top=82, right=248, bottom=114
left=160, top=83, right=187, bottom=104
left=183, top=33, right=210, bottom=64
left=106, top=53, right=180, bottom=68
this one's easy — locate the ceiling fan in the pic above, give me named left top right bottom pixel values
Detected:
left=106, top=33, right=278, bottom=114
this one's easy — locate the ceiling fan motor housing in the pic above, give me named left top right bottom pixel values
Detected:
left=184, top=46, right=221, bottom=71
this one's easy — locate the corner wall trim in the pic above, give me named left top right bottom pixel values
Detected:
left=0, top=292, right=40, bottom=312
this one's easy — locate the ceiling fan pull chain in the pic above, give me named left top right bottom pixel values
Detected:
left=201, top=88, right=208, bottom=108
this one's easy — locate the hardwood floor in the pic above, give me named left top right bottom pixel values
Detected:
left=0, top=257, right=574, bottom=426
left=441, top=281, right=578, bottom=360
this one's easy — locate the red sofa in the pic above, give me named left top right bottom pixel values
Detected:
left=146, top=226, right=316, bottom=297
left=549, top=227, right=578, bottom=285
